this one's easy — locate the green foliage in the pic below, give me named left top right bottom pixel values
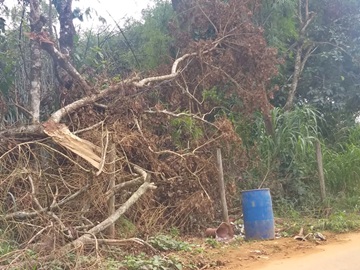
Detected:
left=0, top=31, right=17, bottom=98
left=202, top=87, right=223, bottom=104
left=116, top=217, right=137, bottom=238
left=168, top=227, right=181, bottom=237
left=119, top=253, right=183, bottom=270
left=273, top=197, right=303, bottom=219
left=0, top=240, right=14, bottom=257
left=324, top=125, right=360, bottom=195
left=148, top=235, right=192, bottom=252
left=136, top=0, right=175, bottom=70
left=74, top=0, right=174, bottom=75
left=316, top=211, right=360, bottom=233
left=170, top=116, right=203, bottom=148
left=256, top=0, right=298, bottom=52
left=205, top=238, right=219, bottom=248
left=243, top=106, right=322, bottom=205
left=254, top=106, right=320, bottom=176
left=272, top=210, right=360, bottom=236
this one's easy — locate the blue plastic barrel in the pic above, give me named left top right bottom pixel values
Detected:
left=241, top=188, right=275, bottom=240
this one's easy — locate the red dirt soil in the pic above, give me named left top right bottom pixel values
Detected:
left=208, top=232, right=360, bottom=270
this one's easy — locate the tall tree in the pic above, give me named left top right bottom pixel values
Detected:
left=29, top=0, right=45, bottom=123
left=283, top=0, right=316, bottom=111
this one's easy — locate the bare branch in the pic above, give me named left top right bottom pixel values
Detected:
left=81, top=237, right=158, bottom=253
left=300, top=12, right=316, bottom=34
left=0, top=124, right=43, bottom=137
left=96, top=129, right=109, bottom=176
left=73, top=120, right=106, bottom=135
left=298, top=0, right=303, bottom=24
left=71, top=181, right=156, bottom=249
left=41, top=42, right=93, bottom=94
left=145, top=109, right=219, bottom=129
left=28, top=175, right=43, bottom=210
left=26, top=223, right=53, bottom=246
left=104, top=177, right=143, bottom=201
left=1, top=44, right=218, bottom=136
left=2, top=184, right=90, bottom=220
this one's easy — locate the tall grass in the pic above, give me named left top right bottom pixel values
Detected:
left=258, top=106, right=320, bottom=174
left=324, top=125, right=360, bottom=197
left=242, top=106, right=323, bottom=206
left=237, top=106, right=360, bottom=212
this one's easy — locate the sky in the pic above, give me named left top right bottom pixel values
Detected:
left=73, top=0, right=154, bottom=29
left=4, top=0, right=154, bottom=31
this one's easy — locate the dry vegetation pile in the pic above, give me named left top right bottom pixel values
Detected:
left=0, top=0, right=280, bottom=267
left=0, top=97, right=244, bottom=269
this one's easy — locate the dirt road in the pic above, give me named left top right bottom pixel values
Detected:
left=252, top=233, right=360, bottom=270
left=210, top=232, right=360, bottom=270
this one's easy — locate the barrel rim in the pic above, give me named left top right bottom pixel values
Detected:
left=241, top=188, right=270, bottom=193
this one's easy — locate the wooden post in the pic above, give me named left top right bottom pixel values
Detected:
left=315, top=140, right=326, bottom=202
left=216, top=148, right=229, bottom=223
left=107, top=140, right=116, bottom=238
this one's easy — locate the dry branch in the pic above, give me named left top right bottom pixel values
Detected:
left=96, top=129, right=110, bottom=176
left=2, top=184, right=90, bottom=220
left=43, top=122, right=102, bottom=169
left=0, top=39, right=217, bottom=139
left=71, top=178, right=156, bottom=248
left=0, top=124, right=43, bottom=137
left=145, top=109, right=219, bottom=129
left=41, top=41, right=93, bottom=95
left=85, top=238, right=158, bottom=252
left=107, top=139, right=116, bottom=237
left=104, top=176, right=143, bottom=201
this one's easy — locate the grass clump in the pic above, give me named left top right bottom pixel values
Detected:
left=314, top=211, right=360, bottom=233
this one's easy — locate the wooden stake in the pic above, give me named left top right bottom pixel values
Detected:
left=315, top=140, right=326, bottom=202
left=216, top=148, right=229, bottom=223
left=107, top=139, right=116, bottom=238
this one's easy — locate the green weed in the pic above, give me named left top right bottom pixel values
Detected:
left=148, top=235, right=193, bottom=252
left=0, top=241, right=14, bottom=256
left=314, top=211, right=360, bottom=233
left=324, top=143, right=360, bottom=195
left=205, top=238, right=220, bottom=248
left=119, top=253, right=183, bottom=270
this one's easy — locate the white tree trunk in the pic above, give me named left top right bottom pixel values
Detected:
left=29, top=0, right=43, bottom=123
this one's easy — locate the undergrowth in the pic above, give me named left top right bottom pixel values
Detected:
left=316, top=211, right=360, bottom=233
left=274, top=201, right=360, bottom=235
left=148, top=235, right=193, bottom=252
left=118, top=253, right=184, bottom=270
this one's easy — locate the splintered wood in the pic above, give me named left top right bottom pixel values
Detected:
left=43, top=121, right=102, bottom=169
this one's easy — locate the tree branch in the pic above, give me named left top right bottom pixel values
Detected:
left=41, top=42, right=93, bottom=95
left=71, top=180, right=156, bottom=249
left=2, top=184, right=90, bottom=220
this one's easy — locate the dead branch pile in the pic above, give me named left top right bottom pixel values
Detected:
left=0, top=94, right=244, bottom=262
left=0, top=0, right=278, bottom=267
